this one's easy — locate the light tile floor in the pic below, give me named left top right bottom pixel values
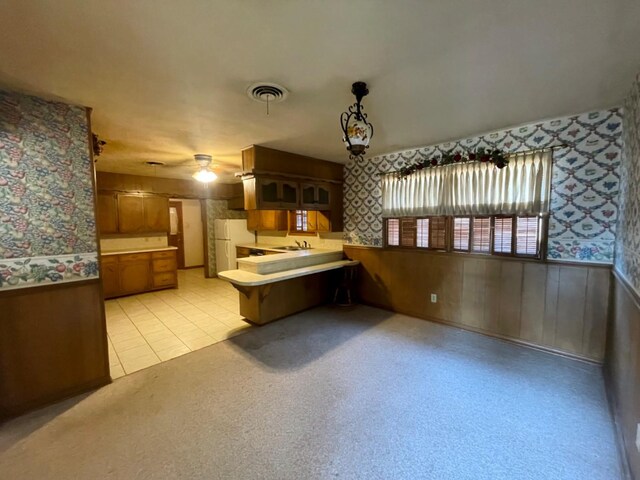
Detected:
left=106, top=268, right=252, bottom=378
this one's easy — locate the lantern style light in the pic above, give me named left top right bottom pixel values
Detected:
left=340, top=81, right=374, bottom=160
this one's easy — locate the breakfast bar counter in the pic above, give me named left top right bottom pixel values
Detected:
left=218, top=248, right=358, bottom=325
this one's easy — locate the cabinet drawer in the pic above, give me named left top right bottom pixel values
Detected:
left=119, top=252, right=151, bottom=263
left=152, top=258, right=177, bottom=273
left=153, top=272, right=177, bottom=288
left=151, top=249, right=176, bottom=260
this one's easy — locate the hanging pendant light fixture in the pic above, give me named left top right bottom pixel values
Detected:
left=340, top=81, right=374, bottom=160
left=192, top=154, right=217, bottom=183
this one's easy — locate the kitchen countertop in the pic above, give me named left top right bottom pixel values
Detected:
left=235, top=243, right=302, bottom=253
left=236, top=248, right=344, bottom=274
left=101, top=246, right=178, bottom=256
left=218, top=260, right=359, bottom=286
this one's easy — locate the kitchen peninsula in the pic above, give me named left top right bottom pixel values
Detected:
left=218, top=246, right=357, bottom=325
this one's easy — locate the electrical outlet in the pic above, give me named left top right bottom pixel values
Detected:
left=430, top=293, right=437, bottom=303
left=636, top=423, right=640, bottom=453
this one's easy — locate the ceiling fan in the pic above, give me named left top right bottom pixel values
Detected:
left=143, top=154, right=235, bottom=183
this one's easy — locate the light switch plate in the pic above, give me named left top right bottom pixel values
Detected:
left=636, top=423, right=640, bottom=452
left=430, top=293, right=437, bottom=303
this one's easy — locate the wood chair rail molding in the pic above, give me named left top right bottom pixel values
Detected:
left=343, top=245, right=610, bottom=362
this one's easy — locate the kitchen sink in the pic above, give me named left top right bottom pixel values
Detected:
left=272, top=246, right=311, bottom=251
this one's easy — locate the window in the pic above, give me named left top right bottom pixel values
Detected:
left=471, top=217, right=491, bottom=253
left=387, top=218, right=400, bottom=246
left=416, top=218, right=429, bottom=248
left=294, top=210, right=308, bottom=232
left=516, top=216, right=540, bottom=256
left=384, top=215, right=544, bottom=259
left=452, top=217, right=470, bottom=251
left=429, top=217, right=447, bottom=250
left=493, top=217, right=513, bottom=254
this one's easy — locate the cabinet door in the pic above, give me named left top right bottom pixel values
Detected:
left=97, top=193, right=118, bottom=234
left=117, top=194, right=145, bottom=233
left=300, top=182, right=331, bottom=210
left=119, top=261, right=151, bottom=295
left=143, top=196, right=170, bottom=232
left=258, top=178, right=281, bottom=209
left=317, top=211, right=331, bottom=232
left=256, top=177, right=299, bottom=210
left=260, top=210, right=286, bottom=230
left=316, top=184, right=331, bottom=210
left=279, top=181, right=299, bottom=209
left=247, top=210, right=260, bottom=230
left=101, top=258, right=120, bottom=298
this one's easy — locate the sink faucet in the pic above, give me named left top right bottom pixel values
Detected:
left=295, top=240, right=302, bottom=248
left=303, top=241, right=308, bottom=249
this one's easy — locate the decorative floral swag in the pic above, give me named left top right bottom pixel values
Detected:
left=394, top=148, right=508, bottom=179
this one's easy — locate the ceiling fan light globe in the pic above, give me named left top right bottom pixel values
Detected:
left=193, top=168, right=217, bottom=183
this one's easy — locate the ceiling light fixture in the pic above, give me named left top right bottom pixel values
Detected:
left=340, top=81, right=374, bottom=160
left=192, top=154, right=217, bottom=183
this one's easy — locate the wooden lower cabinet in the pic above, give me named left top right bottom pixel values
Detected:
left=101, top=249, right=178, bottom=299
left=119, top=259, right=151, bottom=295
left=101, top=256, right=120, bottom=298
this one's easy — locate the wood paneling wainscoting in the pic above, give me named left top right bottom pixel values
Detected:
left=0, top=279, right=110, bottom=420
left=343, top=246, right=610, bottom=362
left=605, top=271, right=640, bottom=479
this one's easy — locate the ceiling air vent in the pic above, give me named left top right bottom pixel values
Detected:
left=247, top=82, right=289, bottom=104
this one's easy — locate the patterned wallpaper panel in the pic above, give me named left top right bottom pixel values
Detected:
left=0, top=90, right=98, bottom=289
left=344, top=108, right=622, bottom=264
left=615, top=73, right=640, bottom=293
left=205, top=199, right=247, bottom=276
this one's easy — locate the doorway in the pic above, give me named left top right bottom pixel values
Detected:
left=168, top=201, right=186, bottom=269
left=169, top=199, right=205, bottom=270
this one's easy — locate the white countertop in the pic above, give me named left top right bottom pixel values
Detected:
left=101, top=246, right=178, bottom=256
left=235, top=243, right=290, bottom=253
left=236, top=248, right=344, bottom=274
left=218, top=260, right=359, bottom=286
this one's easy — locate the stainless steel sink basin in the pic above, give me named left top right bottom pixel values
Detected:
left=272, top=246, right=311, bottom=251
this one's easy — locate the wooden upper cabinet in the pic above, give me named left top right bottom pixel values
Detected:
left=117, top=194, right=145, bottom=234
left=143, top=195, right=170, bottom=232
left=300, top=182, right=331, bottom=210
left=246, top=210, right=288, bottom=231
left=115, top=194, right=169, bottom=234
left=256, top=177, right=299, bottom=210
left=97, top=193, right=118, bottom=234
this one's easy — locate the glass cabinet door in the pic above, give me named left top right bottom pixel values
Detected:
left=300, top=182, right=331, bottom=210
left=260, top=179, right=279, bottom=204
left=280, top=181, right=299, bottom=208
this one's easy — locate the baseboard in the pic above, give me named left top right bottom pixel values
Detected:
left=0, top=374, right=111, bottom=422
left=357, top=299, right=602, bottom=365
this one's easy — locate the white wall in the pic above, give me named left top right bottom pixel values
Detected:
left=175, top=199, right=204, bottom=267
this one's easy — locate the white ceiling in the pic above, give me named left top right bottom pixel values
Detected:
left=1, top=0, right=639, bottom=181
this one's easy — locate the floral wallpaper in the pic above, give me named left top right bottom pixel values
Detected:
left=615, top=73, right=640, bottom=293
left=205, top=199, right=247, bottom=276
left=344, top=108, right=622, bottom=264
left=0, top=90, right=98, bottom=289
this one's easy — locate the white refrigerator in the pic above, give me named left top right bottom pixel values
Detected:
left=214, top=219, right=256, bottom=273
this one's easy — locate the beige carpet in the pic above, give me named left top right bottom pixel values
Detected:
left=0, top=305, right=622, bottom=479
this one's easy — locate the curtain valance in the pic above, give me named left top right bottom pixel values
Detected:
left=381, top=150, right=552, bottom=217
